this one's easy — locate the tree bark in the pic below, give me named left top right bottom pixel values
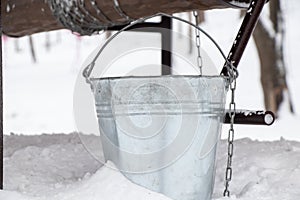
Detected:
left=253, top=0, right=293, bottom=116
left=1, top=0, right=249, bottom=37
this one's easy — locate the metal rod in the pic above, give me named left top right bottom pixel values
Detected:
left=161, top=16, right=172, bottom=75
left=223, top=110, right=275, bottom=126
left=107, top=22, right=168, bottom=31
left=221, top=0, right=267, bottom=76
left=0, top=1, right=3, bottom=188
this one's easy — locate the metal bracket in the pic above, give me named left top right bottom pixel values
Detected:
left=221, top=0, right=268, bottom=75
left=107, top=16, right=172, bottom=75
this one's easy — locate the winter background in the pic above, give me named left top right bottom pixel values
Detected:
left=1, top=1, right=300, bottom=200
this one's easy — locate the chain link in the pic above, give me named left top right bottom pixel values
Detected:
left=90, top=0, right=114, bottom=25
left=223, top=64, right=237, bottom=197
left=192, top=10, right=238, bottom=196
left=47, top=0, right=133, bottom=35
left=193, top=11, right=203, bottom=75
left=113, top=0, right=132, bottom=21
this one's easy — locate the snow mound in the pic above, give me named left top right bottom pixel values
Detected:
left=1, top=162, right=170, bottom=200
left=2, top=134, right=300, bottom=200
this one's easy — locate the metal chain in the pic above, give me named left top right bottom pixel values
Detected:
left=90, top=0, right=114, bottom=25
left=47, top=0, right=133, bottom=35
left=77, top=0, right=106, bottom=25
left=113, top=0, right=133, bottom=21
left=193, top=11, right=203, bottom=75
left=48, top=0, right=104, bottom=35
left=223, top=63, right=237, bottom=197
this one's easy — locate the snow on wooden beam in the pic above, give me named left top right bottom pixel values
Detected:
left=2, top=0, right=250, bottom=37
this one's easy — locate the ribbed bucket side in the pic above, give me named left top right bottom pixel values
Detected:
left=91, top=76, right=228, bottom=200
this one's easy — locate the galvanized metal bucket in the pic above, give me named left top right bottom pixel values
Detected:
left=90, top=75, right=228, bottom=200
left=82, top=13, right=231, bottom=200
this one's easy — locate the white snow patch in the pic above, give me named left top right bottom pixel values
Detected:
left=1, top=134, right=300, bottom=200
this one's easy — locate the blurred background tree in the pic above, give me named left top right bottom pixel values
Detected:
left=252, top=0, right=294, bottom=116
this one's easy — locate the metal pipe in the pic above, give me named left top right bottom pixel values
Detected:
left=223, top=110, right=275, bottom=126
left=0, top=1, right=3, bottom=188
left=161, top=16, right=172, bottom=75
left=221, top=0, right=267, bottom=76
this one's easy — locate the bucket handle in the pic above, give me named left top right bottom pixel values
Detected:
left=82, top=12, right=237, bottom=83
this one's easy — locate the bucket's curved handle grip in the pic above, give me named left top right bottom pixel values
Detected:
left=82, top=13, right=234, bottom=83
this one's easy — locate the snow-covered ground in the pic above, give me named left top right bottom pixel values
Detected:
left=1, top=134, right=300, bottom=200
left=2, top=0, right=300, bottom=199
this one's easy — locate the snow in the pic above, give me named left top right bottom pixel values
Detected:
left=2, top=0, right=300, bottom=199
left=2, top=134, right=300, bottom=200
left=2, top=134, right=170, bottom=200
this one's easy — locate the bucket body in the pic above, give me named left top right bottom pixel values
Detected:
left=91, top=76, right=228, bottom=200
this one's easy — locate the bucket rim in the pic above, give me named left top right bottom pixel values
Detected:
left=89, top=75, right=229, bottom=82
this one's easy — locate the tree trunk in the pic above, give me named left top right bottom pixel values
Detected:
left=253, top=0, right=293, bottom=116
left=2, top=0, right=249, bottom=37
left=14, top=39, right=21, bottom=52
left=45, top=33, right=51, bottom=51
left=29, top=36, right=37, bottom=63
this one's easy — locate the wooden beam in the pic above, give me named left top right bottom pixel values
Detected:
left=1, top=0, right=249, bottom=37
